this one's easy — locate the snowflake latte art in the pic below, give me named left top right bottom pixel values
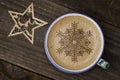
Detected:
left=46, top=14, right=102, bottom=70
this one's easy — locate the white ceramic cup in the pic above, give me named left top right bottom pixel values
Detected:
left=44, top=13, right=109, bottom=74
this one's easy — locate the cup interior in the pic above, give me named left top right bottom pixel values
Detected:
left=44, top=13, right=104, bottom=74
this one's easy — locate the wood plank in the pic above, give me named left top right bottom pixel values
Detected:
left=0, top=0, right=120, bottom=80
left=0, top=60, right=52, bottom=80
left=50, top=0, right=120, bottom=28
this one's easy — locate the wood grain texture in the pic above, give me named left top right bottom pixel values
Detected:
left=0, top=60, right=52, bottom=80
left=50, top=0, right=120, bottom=28
left=0, top=0, right=120, bottom=80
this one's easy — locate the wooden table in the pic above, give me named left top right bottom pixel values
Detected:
left=0, top=0, right=120, bottom=80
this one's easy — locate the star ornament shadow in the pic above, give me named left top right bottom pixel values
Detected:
left=8, top=3, right=48, bottom=44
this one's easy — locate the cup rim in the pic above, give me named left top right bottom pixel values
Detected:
left=44, top=13, right=104, bottom=74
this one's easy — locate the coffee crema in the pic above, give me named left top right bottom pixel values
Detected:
left=47, top=15, right=102, bottom=70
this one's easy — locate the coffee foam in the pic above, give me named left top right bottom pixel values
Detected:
left=47, top=15, right=102, bottom=70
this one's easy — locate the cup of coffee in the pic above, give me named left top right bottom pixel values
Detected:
left=44, top=13, right=110, bottom=74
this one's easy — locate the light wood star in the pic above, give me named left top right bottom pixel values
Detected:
left=8, top=3, right=48, bottom=44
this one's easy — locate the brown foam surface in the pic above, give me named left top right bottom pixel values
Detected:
left=47, top=15, right=102, bottom=70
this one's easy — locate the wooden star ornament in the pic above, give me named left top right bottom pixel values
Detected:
left=8, top=3, right=48, bottom=44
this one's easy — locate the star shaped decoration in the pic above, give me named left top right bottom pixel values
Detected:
left=8, top=3, right=48, bottom=44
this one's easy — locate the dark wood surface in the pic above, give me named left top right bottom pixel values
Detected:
left=0, top=0, right=120, bottom=80
left=0, top=60, right=51, bottom=80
